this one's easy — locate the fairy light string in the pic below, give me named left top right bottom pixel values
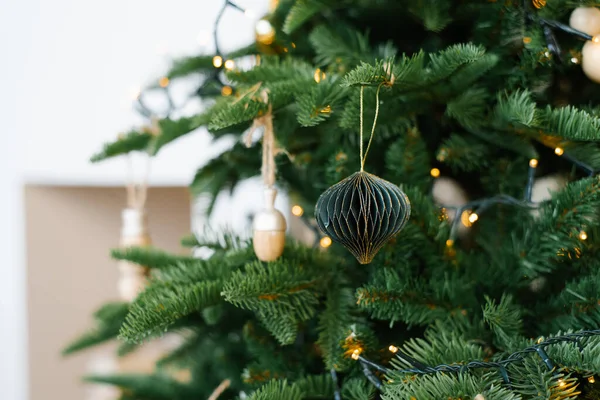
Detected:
left=354, top=330, right=600, bottom=392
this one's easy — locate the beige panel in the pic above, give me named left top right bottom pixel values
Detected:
left=25, top=186, right=191, bottom=400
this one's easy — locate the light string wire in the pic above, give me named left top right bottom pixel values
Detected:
left=356, top=329, right=600, bottom=392
left=441, top=150, right=596, bottom=243
left=524, top=1, right=594, bottom=59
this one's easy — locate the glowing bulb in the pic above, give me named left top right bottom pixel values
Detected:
left=536, top=337, right=544, bottom=344
left=314, top=68, right=326, bottom=83
left=213, top=55, right=223, bottom=68
left=555, top=147, right=564, bottom=156
left=388, top=345, right=398, bottom=353
left=446, top=239, right=454, bottom=247
left=291, top=205, right=304, bottom=217
left=532, top=0, right=546, bottom=9
left=221, top=86, right=233, bottom=96
left=589, top=376, right=595, bottom=384
left=529, top=159, right=538, bottom=168
left=319, top=105, right=332, bottom=114
left=461, top=211, right=473, bottom=227
left=571, top=57, right=580, bottom=64
left=224, top=59, right=235, bottom=70
left=468, top=213, right=479, bottom=224
left=320, top=236, right=332, bottom=248
left=430, top=168, right=441, bottom=178
left=579, top=231, right=588, bottom=241
left=255, top=20, right=272, bottom=35
left=255, top=19, right=275, bottom=45
left=593, top=35, right=600, bottom=43
left=159, top=77, right=170, bottom=88
left=558, top=379, right=566, bottom=387
left=351, top=349, right=361, bottom=360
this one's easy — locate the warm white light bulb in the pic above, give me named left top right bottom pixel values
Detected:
left=291, top=205, right=304, bottom=217
left=320, top=236, right=332, bottom=248
left=255, top=20, right=274, bottom=35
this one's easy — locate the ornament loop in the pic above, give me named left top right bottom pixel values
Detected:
left=359, top=83, right=384, bottom=171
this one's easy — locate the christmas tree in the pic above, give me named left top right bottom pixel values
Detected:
left=65, top=0, right=600, bottom=399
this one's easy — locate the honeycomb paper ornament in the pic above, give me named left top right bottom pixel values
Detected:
left=315, top=171, right=411, bottom=264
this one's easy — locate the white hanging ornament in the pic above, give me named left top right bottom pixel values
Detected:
left=570, top=7, right=600, bottom=36
left=118, top=208, right=151, bottom=301
left=253, top=187, right=286, bottom=261
left=582, top=40, right=600, bottom=83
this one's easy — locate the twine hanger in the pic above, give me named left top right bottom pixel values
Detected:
left=125, top=118, right=157, bottom=210
left=244, top=89, right=288, bottom=188
left=126, top=153, right=151, bottom=210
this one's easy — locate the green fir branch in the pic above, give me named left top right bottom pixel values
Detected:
left=309, top=24, right=372, bottom=67
left=385, top=127, right=432, bottom=190
left=84, top=374, right=193, bottom=399
left=445, top=87, right=488, bottom=129
left=294, top=374, right=335, bottom=399
left=436, top=134, right=491, bottom=172
left=342, top=378, right=376, bottom=400
left=247, top=380, right=303, bottom=400
left=90, top=131, right=152, bottom=162
left=283, top=0, right=328, bottom=34
left=119, top=280, right=222, bottom=343
left=167, top=55, right=216, bottom=79
left=408, top=0, right=452, bottom=32
left=111, top=247, right=197, bottom=270
left=317, top=284, right=354, bottom=370
left=383, top=371, right=519, bottom=400
left=520, top=176, right=600, bottom=276
left=148, top=116, right=203, bottom=156
left=222, top=260, right=321, bottom=323
left=63, top=302, right=129, bottom=355
left=296, top=80, right=347, bottom=127
left=483, top=294, right=523, bottom=350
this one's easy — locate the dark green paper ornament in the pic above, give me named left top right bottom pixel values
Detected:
left=314, top=85, right=411, bottom=264
left=315, top=171, right=410, bottom=263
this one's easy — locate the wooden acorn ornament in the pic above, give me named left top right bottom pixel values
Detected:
left=246, top=89, right=288, bottom=261
left=253, top=187, right=287, bottom=261
left=315, top=85, right=411, bottom=264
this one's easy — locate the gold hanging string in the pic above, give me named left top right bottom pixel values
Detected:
left=359, top=83, right=384, bottom=171
left=359, top=85, right=365, bottom=171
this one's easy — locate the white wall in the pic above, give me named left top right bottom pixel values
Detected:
left=0, top=1, right=269, bottom=398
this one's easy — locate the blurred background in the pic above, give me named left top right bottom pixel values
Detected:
left=0, top=1, right=273, bottom=399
